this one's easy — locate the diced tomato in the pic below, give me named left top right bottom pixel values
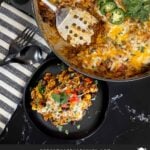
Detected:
left=54, top=89, right=60, bottom=94
left=66, top=89, right=77, bottom=95
left=84, top=78, right=93, bottom=83
left=66, top=89, right=72, bottom=94
left=69, top=94, right=79, bottom=103
left=72, top=91, right=77, bottom=95
left=76, top=86, right=84, bottom=91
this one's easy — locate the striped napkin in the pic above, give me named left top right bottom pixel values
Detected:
left=0, top=2, right=51, bottom=134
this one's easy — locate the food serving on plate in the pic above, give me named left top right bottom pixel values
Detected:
left=38, top=0, right=150, bottom=79
left=31, top=67, right=98, bottom=126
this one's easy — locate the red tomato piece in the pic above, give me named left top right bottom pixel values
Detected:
left=69, top=94, right=79, bottom=103
left=84, top=78, right=93, bottom=83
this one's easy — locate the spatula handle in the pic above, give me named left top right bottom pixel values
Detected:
left=42, top=0, right=57, bottom=13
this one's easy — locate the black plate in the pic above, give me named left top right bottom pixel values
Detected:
left=23, top=56, right=109, bottom=140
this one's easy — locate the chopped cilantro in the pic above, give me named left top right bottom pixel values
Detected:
left=51, top=93, right=68, bottom=104
left=65, top=130, right=69, bottom=135
left=61, top=64, right=66, bottom=70
left=60, top=93, right=68, bottom=104
left=57, top=126, right=63, bottom=132
left=38, top=82, right=45, bottom=94
left=94, top=80, right=98, bottom=85
left=77, top=125, right=81, bottom=130
left=51, top=93, right=61, bottom=103
left=123, top=0, right=150, bottom=22
left=138, top=46, right=145, bottom=52
left=97, top=0, right=114, bottom=7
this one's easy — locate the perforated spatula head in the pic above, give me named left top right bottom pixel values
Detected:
left=42, top=0, right=98, bottom=47
left=57, top=8, right=98, bottom=47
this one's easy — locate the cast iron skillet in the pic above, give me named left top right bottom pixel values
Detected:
left=32, top=0, right=150, bottom=82
left=23, top=56, right=109, bottom=140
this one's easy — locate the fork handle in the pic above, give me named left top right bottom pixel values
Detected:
left=0, top=60, right=10, bottom=66
left=42, top=0, right=58, bottom=13
left=0, top=58, right=27, bottom=66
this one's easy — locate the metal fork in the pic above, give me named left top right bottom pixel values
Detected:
left=3, top=27, right=36, bottom=62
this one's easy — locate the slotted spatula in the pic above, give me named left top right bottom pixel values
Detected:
left=42, top=0, right=98, bottom=47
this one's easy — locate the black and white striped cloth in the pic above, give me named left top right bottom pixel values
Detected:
left=0, top=2, right=51, bottom=134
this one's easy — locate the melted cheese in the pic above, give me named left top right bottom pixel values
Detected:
left=41, top=0, right=150, bottom=79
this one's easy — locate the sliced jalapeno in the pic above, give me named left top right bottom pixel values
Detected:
left=100, top=2, right=117, bottom=15
left=98, top=0, right=113, bottom=7
left=110, top=8, right=125, bottom=24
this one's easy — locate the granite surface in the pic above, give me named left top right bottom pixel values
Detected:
left=0, top=0, right=150, bottom=145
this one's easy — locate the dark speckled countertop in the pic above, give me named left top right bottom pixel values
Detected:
left=0, top=0, right=150, bottom=145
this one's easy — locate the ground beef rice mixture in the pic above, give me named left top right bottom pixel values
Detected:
left=31, top=67, right=98, bottom=126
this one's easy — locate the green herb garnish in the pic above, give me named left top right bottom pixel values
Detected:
left=123, top=0, right=150, bottom=22
left=138, top=46, right=145, bottom=52
left=98, top=0, right=114, bottom=7
left=57, top=126, right=63, bottom=132
left=38, top=82, right=45, bottom=94
left=94, top=80, right=98, bottom=85
left=51, top=93, right=61, bottom=103
left=61, top=64, right=66, bottom=70
left=51, top=92, right=68, bottom=104
left=60, top=92, right=68, bottom=104
left=65, top=130, right=69, bottom=135
left=77, top=125, right=81, bottom=130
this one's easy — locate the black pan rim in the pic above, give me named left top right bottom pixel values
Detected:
left=23, top=57, right=110, bottom=140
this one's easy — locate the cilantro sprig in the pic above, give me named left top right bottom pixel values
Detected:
left=123, top=0, right=150, bottom=22
left=51, top=92, right=68, bottom=104
left=38, top=82, right=45, bottom=94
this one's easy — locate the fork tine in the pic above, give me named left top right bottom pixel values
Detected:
left=17, top=28, right=31, bottom=45
left=4, top=27, right=36, bottom=60
left=14, top=27, right=29, bottom=43
left=7, top=28, right=29, bottom=55
left=23, top=30, right=36, bottom=47
left=15, top=27, right=36, bottom=48
left=20, top=28, right=31, bottom=40
left=21, top=28, right=37, bottom=46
